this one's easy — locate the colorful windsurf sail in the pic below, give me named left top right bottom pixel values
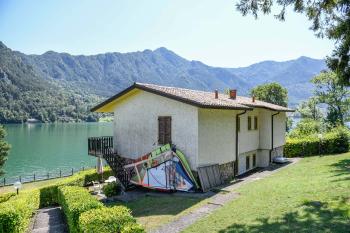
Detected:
left=123, top=144, right=199, bottom=192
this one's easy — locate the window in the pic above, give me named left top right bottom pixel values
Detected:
left=254, top=116, right=258, bottom=130
left=248, top=116, right=252, bottom=130
left=237, top=117, right=240, bottom=132
left=158, top=116, right=172, bottom=145
left=253, top=154, right=256, bottom=167
left=246, top=156, right=250, bottom=170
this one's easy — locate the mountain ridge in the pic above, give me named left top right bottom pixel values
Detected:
left=0, top=42, right=326, bottom=123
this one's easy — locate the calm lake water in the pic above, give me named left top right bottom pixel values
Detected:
left=1, top=123, right=112, bottom=181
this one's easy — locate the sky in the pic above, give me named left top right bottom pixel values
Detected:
left=0, top=0, right=334, bottom=67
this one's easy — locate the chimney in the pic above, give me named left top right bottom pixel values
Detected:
left=252, top=96, right=255, bottom=102
left=229, top=89, right=237, bottom=99
left=214, top=90, right=218, bottom=99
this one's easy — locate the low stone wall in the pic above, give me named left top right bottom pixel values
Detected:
left=219, top=161, right=235, bottom=183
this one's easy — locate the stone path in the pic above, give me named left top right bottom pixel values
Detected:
left=151, top=158, right=300, bottom=233
left=31, top=207, right=68, bottom=233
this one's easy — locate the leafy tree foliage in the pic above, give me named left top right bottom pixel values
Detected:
left=288, top=118, right=324, bottom=138
left=311, top=71, right=350, bottom=125
left=250, top=82, right=288, bottom=107
left=0, top=42, right=102, bottom=123
left=0, top=125, right=10, bottom=176
left=236, top=0, right=350, bottom=84
left=297, top=97, right=323, bottom=120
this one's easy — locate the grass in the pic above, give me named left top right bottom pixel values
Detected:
left=183, top=153, right=350, bottom=233
left=0, top=177, right=65, bottom=194
left=109, top=195, right=208, bottom=231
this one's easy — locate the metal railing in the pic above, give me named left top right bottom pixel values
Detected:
left=88, top=136, right=114, bottom=157
left=0, top=166, right=96, bottom=187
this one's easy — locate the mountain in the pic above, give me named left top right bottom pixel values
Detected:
left=227, top=56, right=327, bottom=106
left=16, top=47, right=249, bottom=97
left=0, top=42, right=101, bottom=123
left=0, top=42, right=326, bottom=123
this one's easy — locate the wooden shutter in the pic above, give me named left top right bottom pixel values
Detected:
left=158, top=116, right=171, bottom=144
left=248, top=116, right=252, bottom=130
left=254, top=116, right=258, bottom=130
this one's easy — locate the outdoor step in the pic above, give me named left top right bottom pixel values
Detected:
left=32, top=207, right=68, bottom=233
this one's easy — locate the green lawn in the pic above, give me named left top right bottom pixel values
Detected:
left=110, top=195, right=207, bottom=231
left=183, top=153, right=350, bottom=233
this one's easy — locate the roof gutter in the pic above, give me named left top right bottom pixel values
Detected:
left=234, top=110, right=247, bottom=176
left=269, top=112, right=280, bottom=163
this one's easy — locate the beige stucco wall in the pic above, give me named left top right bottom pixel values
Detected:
left=197, top=109, right=237, bottom=167
left=238, top=150, right=258, bottom=175
left=273, top=112, right=287, bottom=148
left=238, top=109, right=287, bottom=174
left=110, top=89, right=287, bottom=174
left=112, top=91, right=199, bottom=170
left=238, top=109, right=259, bottom=154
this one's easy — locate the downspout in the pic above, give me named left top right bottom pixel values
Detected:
left=235, top=110, right=247, bottom=176
left=270, top=112, right=280, bottom=163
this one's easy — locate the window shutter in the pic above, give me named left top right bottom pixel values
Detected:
left=254, top=116, right=258, bottom=130
left=158, top=116, right=171, bottom=144
left=248, top=116, right=252, bottom=130
left=164, top=117, right=172, bottom=144
left=158, top=117, right=165, bottom=144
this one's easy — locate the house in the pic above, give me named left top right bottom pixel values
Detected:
left=90, top=82, right=294, bottom=186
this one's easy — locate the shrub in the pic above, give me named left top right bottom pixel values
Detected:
left=39, top=167, right=113, bottom=207
left=102, top=181, right=122, bottom=197
left=285, top=126, right=350, bottom=157
left=288, top=119, right=325, bottom=138
left=57, top=186, right=103, bottom=233
left=0, top=192, right=15, bottom=203
left=121, top=222, right=145, bottom=233
left=79, top=206, right=142, bottom=233
left=0, top=190, right=40, bottom=233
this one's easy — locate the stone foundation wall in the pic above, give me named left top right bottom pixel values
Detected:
left=219, top=161, right=235, bottom=183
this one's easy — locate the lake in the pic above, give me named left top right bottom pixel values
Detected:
left=1, top=123, right=113, bottom=182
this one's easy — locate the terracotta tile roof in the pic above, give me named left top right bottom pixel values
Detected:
left=91, top=82, right=294, bottom=112
left=135, top=83, right=294, bottom=112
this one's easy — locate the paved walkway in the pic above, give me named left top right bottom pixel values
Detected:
left=151, top=158, right=300, bottom=233
left=31, top=207, right=68, bottom=233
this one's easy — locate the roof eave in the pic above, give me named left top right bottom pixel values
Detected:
left=91, top=83, right=253, bottom=112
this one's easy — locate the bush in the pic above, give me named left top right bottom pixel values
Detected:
left=39, top=167, right=113, bottom=207
left=79, top=206, right=143, bottom=233
left=288, top=119, right=325, bottom=138
left=57, top=186, right=103, bottom=233
left=0, top=192, right=15, bottom=203
left=0, top=190, right=40, bottom=233
left=102, top=181, right=122, bottom=197
left=285, top=126, right=350, bottom=157
left=121, top=222, right=145, bottom=233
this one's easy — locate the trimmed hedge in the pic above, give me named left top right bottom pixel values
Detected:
left=0, top=190, right=40, bottom=233
left=285, top=127, right=350, bottom=157
left=0, top=192, right=15, bottom=203
left=79, top=206, right=144, bottom=233
left=40, top=167, right=113, bottom=207
left=121, top=222, right=145, bottom=233
left=57, top=186, right=103, bottom=233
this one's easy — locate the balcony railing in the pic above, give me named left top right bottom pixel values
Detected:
left=88, top=136, right=114, bottom=157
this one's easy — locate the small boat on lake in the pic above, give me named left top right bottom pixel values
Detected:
left=26, top=118, right=40, bottom=123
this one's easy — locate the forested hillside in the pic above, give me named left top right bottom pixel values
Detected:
left=0, top=41, right=327, bottom=123
left=0, top=42, right=101, bottom=123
